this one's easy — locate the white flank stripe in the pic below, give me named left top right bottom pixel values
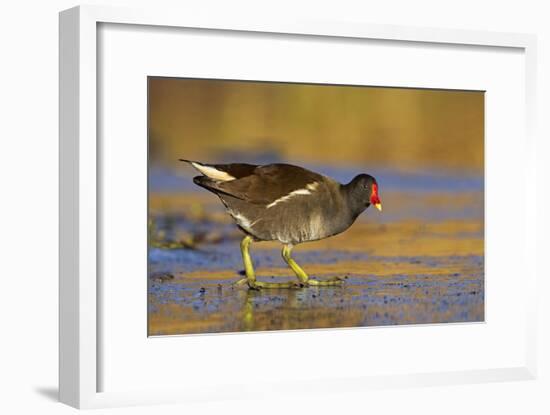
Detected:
left=191, top=162, right=235, bottom=181
left=266, top=182, right=318, bottom=209
left=306, top=182, right=319, bottom=191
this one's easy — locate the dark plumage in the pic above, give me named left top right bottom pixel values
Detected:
left=179, top=159, right=381, bottom=289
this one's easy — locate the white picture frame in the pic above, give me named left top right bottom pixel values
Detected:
left=59, top=4, right=538, bottom=409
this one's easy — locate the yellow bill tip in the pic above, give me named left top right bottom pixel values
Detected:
left=374, top=203, right=382, bottom=211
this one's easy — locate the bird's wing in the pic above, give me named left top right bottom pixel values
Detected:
left=212, top=163, right=325, bottom=205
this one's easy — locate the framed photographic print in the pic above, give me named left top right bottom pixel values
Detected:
left=147, top=77, right=485, bottom=336
left=59, top=5, right=538, bottom=409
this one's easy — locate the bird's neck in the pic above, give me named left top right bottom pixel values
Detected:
left=340, top=183, right=368, bottom=221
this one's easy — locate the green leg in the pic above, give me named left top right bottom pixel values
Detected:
left=234, top=235, right=255, bottom=286
left=282, top=244, right=344, bottom=287
left=234, top=236, right=295, bottom=289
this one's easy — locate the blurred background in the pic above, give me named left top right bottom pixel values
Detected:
left=147, top=77, right=485, bottom=335
left=148, top=77, right=483, bottom=173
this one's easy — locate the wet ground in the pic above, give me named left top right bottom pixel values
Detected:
left=148, top=165, right=484, bottom=335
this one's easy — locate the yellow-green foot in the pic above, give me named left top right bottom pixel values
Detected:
left=234, top=278, right=296, bottom=290
left=234, top=277, right=344, bottom=289
left=305, top=277, right=345, bottom=287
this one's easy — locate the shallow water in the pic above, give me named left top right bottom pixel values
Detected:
left=149, top=253, right=483, bottom=335
left=148, top=167, right=484, bottom=335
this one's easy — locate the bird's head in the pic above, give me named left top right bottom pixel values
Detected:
left=346, top=174, right=382, bottom=212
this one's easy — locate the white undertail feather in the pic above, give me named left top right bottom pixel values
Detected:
left=266, top=181, right=319, bottom=209
left=229, top=211, right=258, bottom=233
left=190, top=162, right=235, bottom=181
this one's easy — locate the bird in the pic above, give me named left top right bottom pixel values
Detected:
left=179, top=159, right=382, bottom=289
